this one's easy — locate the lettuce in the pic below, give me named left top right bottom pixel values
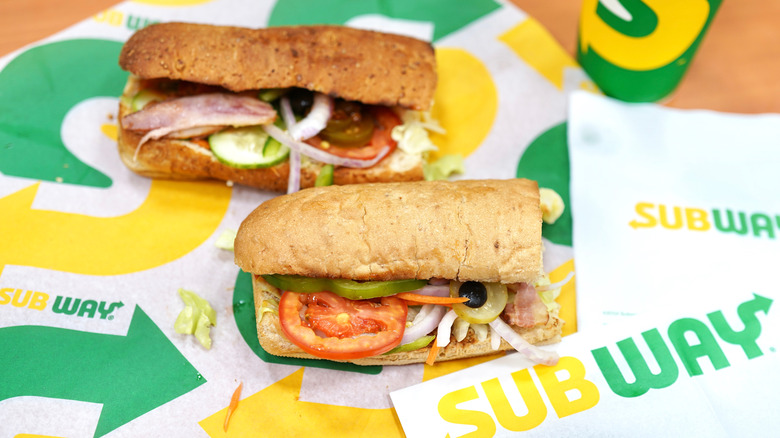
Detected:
left=424, top=154, right=465, bottom=181
left=175, top=288, right=217, bottom=349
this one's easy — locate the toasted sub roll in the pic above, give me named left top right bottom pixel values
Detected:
left=235, top=179, right=564, bottom=366
left=117, top=23, right=438, bottom=191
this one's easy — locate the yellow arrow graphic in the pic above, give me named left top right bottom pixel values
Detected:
left=200, top=368, right=404, bottom=437
left=579, top=0, right=710, bottom=71
left=0, top=180, right=231, bottom=276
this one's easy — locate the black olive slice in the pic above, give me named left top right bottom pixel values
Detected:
left=458, top=281, right=488, bottom=308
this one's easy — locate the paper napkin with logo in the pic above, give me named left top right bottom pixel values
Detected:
left=391, top=292, right=778, bottom=437
left=568, top=91, right=780, bottom=331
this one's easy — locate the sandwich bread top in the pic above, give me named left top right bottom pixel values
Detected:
left=235, top=179, right=543, bottom=284
left=119, top=22, right=437, bottom=111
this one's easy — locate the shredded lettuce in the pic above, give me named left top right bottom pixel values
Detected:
left=392, top=123, right=438, bottom=155
left=424, top=154, right=465, bottom=181
left=175, top=289, right=217, bottom=349
left=392, top=109, right=445, bottom=155
left=534, top=276, right=562, bottom=313
left=215, top=229, right=237, bottom=251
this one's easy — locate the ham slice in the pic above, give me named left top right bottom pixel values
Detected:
left=503, top=283, right=549, bottom=328
left=122, top=93, right=277, bottom=159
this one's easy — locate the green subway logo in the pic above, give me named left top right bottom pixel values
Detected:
left=629, top=202, right=779, bottom=240
left=0, top=287, right=124, bottom=320
left=592, top=293, right=772, bottom=397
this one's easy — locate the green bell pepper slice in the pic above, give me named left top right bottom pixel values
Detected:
left=262, top=274, right=427, bottom=300
left=384, top=335, right=435, bottom=355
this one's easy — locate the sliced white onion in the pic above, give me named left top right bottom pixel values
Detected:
left=436, top=309, right=459, bottom=348
left=489, top=318, right=559, bottom=366
left=279, top=96, right=297, bottom=130
left=489, top=324, right=502, bottom=350
left=289, top=93, right=333, bottom=141
left=407, top=284, right=449, bottom=297
left=280, top=97, right=301, bottom=193
left=401, top=304, right=447, bottom=345
left=262, top=123, right=390, bottom=168
left=428, top=278, right=450, bottom=286
left=535, top=271, right=575, bottom=292
left=287, top=149, right=301, bottom=194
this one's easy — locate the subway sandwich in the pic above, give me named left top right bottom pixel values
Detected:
left=234, top=179, right=566, bottom=366
left=117, top=22, right=441, bottom=193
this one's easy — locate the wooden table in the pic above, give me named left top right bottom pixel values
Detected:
left=1, top=0, right=778, bottom=114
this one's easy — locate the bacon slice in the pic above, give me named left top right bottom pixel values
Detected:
left=503, top=283, right=549, bottom=328
left=122, top=93, right=277, bottom=159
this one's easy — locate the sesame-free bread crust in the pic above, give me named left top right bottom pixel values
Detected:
left=252, top=276, right=561, bottom=366
left=234, top=179, right=543, bottom=284
left=119, top=22, right=437, bottom=110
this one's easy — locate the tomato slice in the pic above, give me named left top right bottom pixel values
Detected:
left=278, top=290, right=408, bottom=360
left=305, top=106, right=401, bottom=160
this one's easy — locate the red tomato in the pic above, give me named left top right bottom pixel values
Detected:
left=305, top=106, right=401, bottom=160
left=278, top=290, right=408, bottom=360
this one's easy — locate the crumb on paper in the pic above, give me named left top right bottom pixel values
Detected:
left=55, top=177, right=63, bottom=183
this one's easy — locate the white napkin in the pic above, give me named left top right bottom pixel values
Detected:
left=568, top=91, right=780, bottom=331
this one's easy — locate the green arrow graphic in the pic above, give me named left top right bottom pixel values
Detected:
left=0, top=305, right=205, bottom=437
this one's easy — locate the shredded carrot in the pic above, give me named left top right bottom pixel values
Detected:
left=426, top=340, right=440, bottom=366
left=401, top=299, right=454, bottom=307
left=224, top=382, right=243, bottom=432
left=396, top=292, right=469, bottom=306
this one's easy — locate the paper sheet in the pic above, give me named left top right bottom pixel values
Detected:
left=568, top=91, right=780, bottom=331
left=392, top=292, right=779, bottom=437
left=0, top=1, right=583, bottom=436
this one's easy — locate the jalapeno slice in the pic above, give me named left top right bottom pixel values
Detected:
left=262, top=274, right=428, bottom=300
left=319, top=100, right=375, bottom=147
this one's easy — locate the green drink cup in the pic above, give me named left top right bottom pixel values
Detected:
left=577, top=0, right=722, bottom=102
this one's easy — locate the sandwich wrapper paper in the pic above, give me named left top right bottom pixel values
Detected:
left=1, top=1, right=586, bottom=437
left=391, top=93, right=780, bottom=435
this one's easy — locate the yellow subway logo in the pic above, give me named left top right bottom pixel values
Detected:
left=629, top=202, right=778, bottom=239
left=434, top=294, right=772, bottom=436
left=438, top=357, right=599, bottom=435
left=93, top=8, right=159, bottom=31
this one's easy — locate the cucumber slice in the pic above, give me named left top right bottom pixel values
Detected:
left=315, top=164, right=334, bottom=187
left=130, top=89, right=165, bottom=112
left=209, top=126, right=290, bottom=169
